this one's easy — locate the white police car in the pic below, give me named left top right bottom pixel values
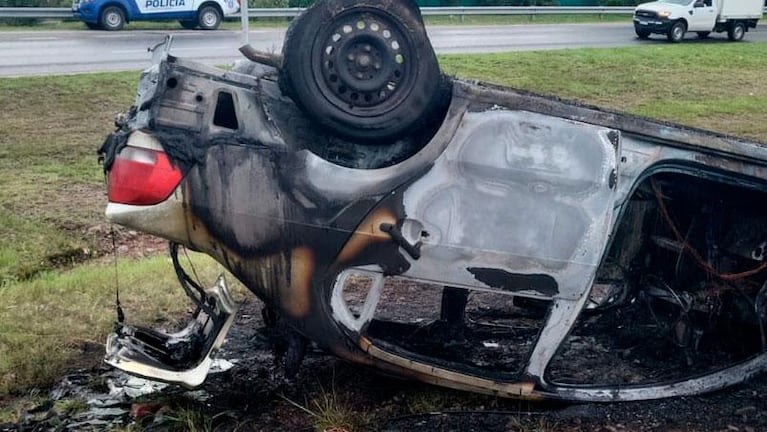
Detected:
left=72, top=0, right=240, bottom=31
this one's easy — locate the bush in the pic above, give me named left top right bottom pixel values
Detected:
left=0, top=0, right=71, bottom=26
left=0, top=0, right=70, bottom=6
left=287, top=0, right=315, bottom=6
left=249, top=0, right=290, bottom=7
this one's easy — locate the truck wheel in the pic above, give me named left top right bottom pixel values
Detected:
left=179, top=20, right=198, bottom=30
left=667, top=21, right=686, bottom=43
left=100, top=6, right=125, bottom=31
left=728, top=21, right=745, bottom=41
left=280, top=0, right=447, bottom=144
left=197, top=6, right=222, bottom=30
left=696, top=31, right=710, bottom=39
left=635, top=29, right=651, bottom=39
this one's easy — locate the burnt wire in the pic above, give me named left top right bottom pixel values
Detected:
left=757, top=281, right=767, bottom=351
left=651, top=178, right=767, bottom=281
left=170, top=242, right=215, bottom=317
left=642, top=276, right=693, bottom=348
left=182, top=245, right=204, bottom=290
left=110, top=226, right=125, bottom=324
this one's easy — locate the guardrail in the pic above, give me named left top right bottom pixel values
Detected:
left=0, top=6, right=641, bottom=20
left=0, top=6, right=765, bottom=20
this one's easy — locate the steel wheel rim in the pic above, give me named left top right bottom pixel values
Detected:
left=313, top=8, right=417, bottom=114
left=673, top=25, right=683, bottom=40
left=735, top=26, right=744, bottom=40
left=202, top=10, right=217, bottom=27
left=106, top=11, right=121, bottom=27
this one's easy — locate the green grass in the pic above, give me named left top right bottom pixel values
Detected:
left=0, top=14, right=631, bottom=32
left=1, top=41, right=766, bottom=400
left=0, top=254, right=230, bottom=397
left=0, top=72, right=139, bottom=284
left=439, top=42, right=767, bottom=141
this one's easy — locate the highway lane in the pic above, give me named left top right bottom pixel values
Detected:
left=1, top=22, right=766, bottom=76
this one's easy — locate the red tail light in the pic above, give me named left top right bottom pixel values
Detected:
left=108, top=146, right=183, bottom=206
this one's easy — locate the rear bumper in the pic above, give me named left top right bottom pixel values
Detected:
left=104, top=275, right=238, bottom=388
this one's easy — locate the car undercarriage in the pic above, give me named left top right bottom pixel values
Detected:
left=97, top=0, right=767, bottom=402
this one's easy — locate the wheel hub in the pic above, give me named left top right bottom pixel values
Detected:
left=107, top=12, right=120, bottom=26
left=319, top=12, right=412, bottom=109
left=203, top=12, right=215, bottom=26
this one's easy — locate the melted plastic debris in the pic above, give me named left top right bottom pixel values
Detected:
left=5, top=355, right=240, bottom=431
left=210, top=358, right=237, bottom=373
left=109, top=376, right=169, bottom=400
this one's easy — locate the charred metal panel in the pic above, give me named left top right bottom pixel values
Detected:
left=399, top=111, right=619, bottom=301
left=468, top=268, right=558, bottom=297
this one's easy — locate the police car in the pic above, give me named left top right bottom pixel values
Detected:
left=72, top=0, right=240, bottom=31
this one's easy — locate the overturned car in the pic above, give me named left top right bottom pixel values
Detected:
left=98, top=0, right=767, bottom=402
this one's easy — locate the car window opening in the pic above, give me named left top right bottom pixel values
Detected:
left=213, top=91, right=239, bottom=130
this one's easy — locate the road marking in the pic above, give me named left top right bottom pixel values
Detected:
left=19, top=37, right=59, bottom=41
left=113, top=46, right=233, bottom=54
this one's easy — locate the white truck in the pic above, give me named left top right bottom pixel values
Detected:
left=633, top=0, right=763, bottom=42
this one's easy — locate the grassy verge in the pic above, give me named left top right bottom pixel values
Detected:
left=440, top=42, right=767, bottom=141
left=0, top=41, right=766, bottom=401
left=0, top=254, right=230, bottom=397
left=0, top=14, right=631, bottom=32
left=0, top=73, right=139, bottom=285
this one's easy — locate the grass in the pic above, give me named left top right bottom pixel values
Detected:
left=439, top=42, right=767, bottom=141
left=0, top=14, right=631, bottom=32
left=281, top=384, right=370, bottom=432
left=0, top=72, right=139, bottom=285
left=166, top=407, right=215, bottom=432
left=0, top=253, right=230, bottom=397
left=1, top=41, right=766, bottom=405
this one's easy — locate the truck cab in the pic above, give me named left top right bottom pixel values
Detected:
left=633, top=0, right=762, bottom=42
left=71, top=0, right=240, bottom=31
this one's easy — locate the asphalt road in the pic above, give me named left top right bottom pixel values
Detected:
left=1, top=22, right=765, bottom=77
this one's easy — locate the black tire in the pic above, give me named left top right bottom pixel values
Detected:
left=635, top=29, right=651, bottom=39
left=696, top=31, right=710, bottom=39
left=280, top=0, right=447, bottom=144
left=85, top=22, right=102, bottom=30
left=99, top=5, right=125, bottom=31
left=197, top=5, right=221, bottom=30
left=667, top=21, right=686, bottom=42
left=179, top=20, right=198, bottom=30
left=728, top=21, right=745, bottom=41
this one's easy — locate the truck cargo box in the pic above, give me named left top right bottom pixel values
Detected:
left=718, top=0, right=763, bottom=20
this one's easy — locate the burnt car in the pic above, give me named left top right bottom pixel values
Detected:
left=98, top=0, right=767, bottom=402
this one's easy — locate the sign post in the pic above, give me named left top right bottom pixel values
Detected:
left=241, top=0, right=249, bottom=45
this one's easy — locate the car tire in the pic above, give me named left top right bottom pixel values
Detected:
left=728, top=21, right=745, bottom=41
left=696, top=31, right=710, bottom=39
left=179, top=20, right=198, bottom=30
left=280, top=0, right=448, bottom=144
left=635, top=29, right=651, bottom=39
left=100, top=6, right=125, bottom=31
left=667, top=21, right=686, bottom=43
left=197, top=6, right=222, bottom=30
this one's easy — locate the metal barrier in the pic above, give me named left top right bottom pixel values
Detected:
left=0, top=6, right=642, bottom=20
left=0, top=6, right=765, bottom=20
